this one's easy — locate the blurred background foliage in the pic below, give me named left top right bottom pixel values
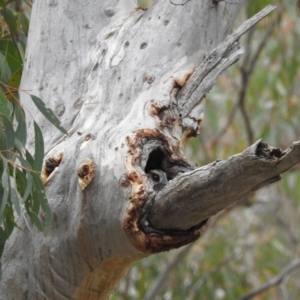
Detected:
left=1, top=0, right=300, bottom=299
left=0, top=0, right=29, bottom=89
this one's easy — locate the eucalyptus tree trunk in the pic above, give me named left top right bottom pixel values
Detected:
left=1, top=1, right=299, bottom=299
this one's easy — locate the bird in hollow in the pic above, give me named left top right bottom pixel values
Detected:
left=146, top=169, right=168, bottom=192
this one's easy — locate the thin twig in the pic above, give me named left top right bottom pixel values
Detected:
left=197, top=134, right=212, bottom=163
left=209, top=12, right=280, bottom=147
left=144, top=244, right=193, bottom=300
left=275, top=216, right=299, bottom=249
left=239, top=258, right=300, bottom=300
left=238, top=12, right=280, bottom=145
left=205, top=29, right=252, bottom=147
left=24, top=0, right=32, bottom=8
left=238, top=75, right=253, bottom=144
left=236, top=28, right=256, bottom=145
left=208, top=97, right=240, bottom=147
left=187, top=244, right=252, bottom=300
left=247, top=13, right=280, bottom=76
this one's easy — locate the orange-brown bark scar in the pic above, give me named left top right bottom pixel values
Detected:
left=78, top=158, right=96, bottom=191
left=173, top=68, right=195, bottom=87
left=41, top=153, right=64, bottom=185
left=123, top=128, right=207, bottom=254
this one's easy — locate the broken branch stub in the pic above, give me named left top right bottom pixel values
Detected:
left=173, top=5, right=276, bottom=135
left=145, top=141, right=300, bottom=231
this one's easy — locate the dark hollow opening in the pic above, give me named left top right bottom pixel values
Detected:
left=145, top=148, right=165, bottom=173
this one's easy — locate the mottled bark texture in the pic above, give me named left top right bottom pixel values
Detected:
left=1, top=1, right=297, bottom=300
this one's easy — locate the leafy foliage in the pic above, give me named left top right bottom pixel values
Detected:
left=0, top=0, right=66, bottom=277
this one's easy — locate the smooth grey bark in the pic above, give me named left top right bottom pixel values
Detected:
left=1, top=1, right=297, bottom=300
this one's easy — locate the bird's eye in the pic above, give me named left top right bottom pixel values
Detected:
left=151, top=173, right=160, bottom=182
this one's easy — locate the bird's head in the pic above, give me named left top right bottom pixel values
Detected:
left=146, top=169, right=168, bottom=192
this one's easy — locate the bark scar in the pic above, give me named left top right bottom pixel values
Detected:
left=77, top=158, right=96, bottom=191
left=41, top=153, right=64, bottom=185
left=123, top=128, right=208, bottom=254
left=255, top=142, right=284, bottom=161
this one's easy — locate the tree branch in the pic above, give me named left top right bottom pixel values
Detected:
left=239, top=258, right=300, bottom=300
left=175, top=5, right=276, bottom=130
left=146, top=140, right=300, bottom=231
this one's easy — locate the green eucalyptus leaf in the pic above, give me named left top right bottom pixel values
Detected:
left=33, top=121, right=44, bottom=172
left=0, top=52, right=12, bottom=84
left=0, top=8, right=18, bottom=39
left=31, top=172, right=52, bottom=233
left=25, top=208, right=44, bottom=232
left=0, top=160, right=9, bottom=216
left=40, top=192, right=52, bottom=234
left=0, top=89, right=13, bottom=118
left=25, top=150, right=34, bottom=170
left=0, top=40, right=22, bottom=69
left=0, top=225, right=4, bottom=242
left=0, top=188, right=3, bottom=224
left=12, top=97, right=25, bottom=122
left=19, top=13, right=29, bottom=36
left=10, top=187, right=21, bottom=217
left=0, top=117, right=7, bottom=153
left=17, top=154, right=33, bottom=171
left=15, top=115, right=26, bottom=137
left=30, top=95, right=68, bottom=135
left=14, top=167, right=27, bottom=197
left=13, top=99, right=27, bottom=147
left=31, top=189, right=41, bottom=215
left=31, top=171, right=45, bottom=191
left=16, top=156, right=36, bottom=205
left=21, top=169, right=32, bottom=203
left=4, top=205, right=15, bottom=237
left=14, top=137, right=25, bottom=157
left=17, top=40, right=26, bottom=62
left=1, top=115, right=14, bottom=157
left=8, top=68, right=22, bottom=89
left=0, top=227, right=5, bottom=258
